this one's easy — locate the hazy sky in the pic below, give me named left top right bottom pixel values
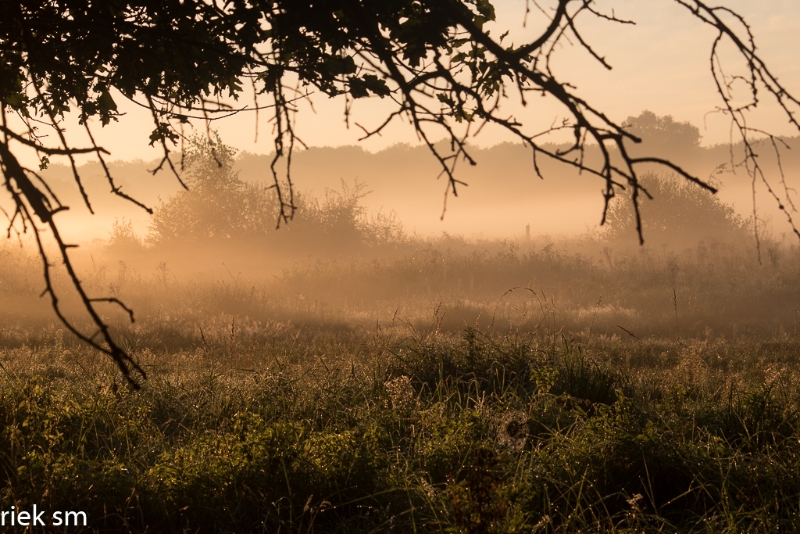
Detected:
left=17, top=1, right=800, bottom=166
left=6, top=0, right=799, bottom=244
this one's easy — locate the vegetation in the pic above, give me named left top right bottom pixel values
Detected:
left=622, top=111, right=703, bottom=158
left=0, top=312, right=798, bottom=532
left=3, top=2, right=798, bottom=379
left=604, top=172, right=750, bottom=248
left=1, top=211, right=799, bottom=531
left=2, top=4, right=799, bottom=529
left=145, top=136, right=405, bottom=259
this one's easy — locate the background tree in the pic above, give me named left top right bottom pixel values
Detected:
left=604, top=171, right=749, bottom=248
left=623, top=111, right=703, bottom=158
left=148, top=134, right=404, bottom=255
left=148, top=134, right=259, bottom=245
left=1, top=0, right=799, bottom=384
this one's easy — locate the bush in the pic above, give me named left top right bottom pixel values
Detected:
left=106, top=218, right=145, bottom=257
left=147, top=135, right=404, bottom=258
left=604, top=171, right=750, bottom=248
left=148, top=134, right=274, bottom=245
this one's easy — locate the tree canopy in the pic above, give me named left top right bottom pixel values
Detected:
left=604, top=171, right=749, bottom=248
left=623, top=111, right=702, bottom=158
left=2, top=0, right=799, bottom=384
left=147, top=134, right=403, bottom=252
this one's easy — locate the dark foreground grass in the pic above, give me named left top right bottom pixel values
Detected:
left=0, top=323, right=799, bottom=533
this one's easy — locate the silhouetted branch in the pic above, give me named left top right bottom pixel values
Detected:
left=2, top=0, right=798, bottom=383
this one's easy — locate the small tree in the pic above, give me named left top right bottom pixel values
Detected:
left=106, top=218, right=145, bottom=257
left=605, top=172, right=749, bottom=248
left=149, top=136, right=404, bottom=255
left=148, top=135, right=273, bottom=246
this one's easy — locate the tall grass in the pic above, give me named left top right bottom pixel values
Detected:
left=1, top=220, right=799, bottom=531
left=79, top=234, right=800, bottom=340
left=0, top=321, right=798, bottom=532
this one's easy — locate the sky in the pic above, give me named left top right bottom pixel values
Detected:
left=5, top=0, right=800, bottom=245
left=16, top=0, right=799, bottom=168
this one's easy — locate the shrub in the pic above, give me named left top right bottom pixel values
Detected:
left=106, top=218, right=145, bottom=256
left=604, top=171, right=750, bottom=248
left=147, top=135, right=404, bottom=259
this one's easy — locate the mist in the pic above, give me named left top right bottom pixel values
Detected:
left=4, top=0, right=800, bottom=528
left=1, top=33, right=799, bottom=531
left=20, top=126, right=800, bottom=248
left=3, top=113, right=800, bottom=341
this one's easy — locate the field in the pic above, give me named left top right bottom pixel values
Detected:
left=1, top=230, right=799, bottom=533
left=4, top=0, right=800, bottom=531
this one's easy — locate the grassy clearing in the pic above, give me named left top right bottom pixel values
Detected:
left=1, top=319, right=799, bottom=533
left=1, top=233, right=800, bottom=532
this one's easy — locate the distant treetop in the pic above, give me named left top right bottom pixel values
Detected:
left=624, top=111, right=702, bottom=155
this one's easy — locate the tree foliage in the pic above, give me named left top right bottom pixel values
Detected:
left=623, top=111, right=702, bottom=157
left=605, top=172, right=749, bottom=248
left=148, top=135, right=403, bottom=253
left=2, top=0, right=799, bottom=383
left=148, top=135, right=262, bottom=244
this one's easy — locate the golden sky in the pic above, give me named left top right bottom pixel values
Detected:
left=16, top=0, right=800, bottom=166
left=7, top=0, right=799, bottom=244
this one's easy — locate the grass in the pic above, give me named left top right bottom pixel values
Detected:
left=0, top=236, right=799, bottom=532
left=0, top=320, right=799, bottom=533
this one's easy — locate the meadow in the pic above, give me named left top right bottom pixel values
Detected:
left=1, top=219, right=799, bottom=532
